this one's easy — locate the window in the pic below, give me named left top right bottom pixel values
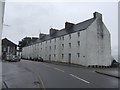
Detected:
left=62, top=36, right=64, bottom=40
left=54, top=45, right=56, bottom=50
left=46, top=47, right=47, bottom=50
left=50, top=46, right=51, bottom=50
left=78, top=32, right=80, bottom=37
left=3, top=47, right=6, bottom=52
left=54, top=54, right=56, bottom=58
left=69, top=43, right=71, bottom=49
left=41, top=42, right=42, bottom=45
left=55, top=38, right=56, bottom=42
left=69, top=34, right=71, bottom=39
left=46, top=41, right=47, bottom=44
left=62, top=54, right=64, bottom=59
left=60, top=37, right=61, bottom=40
left=62, top=44, right=64, bottom=49
left=77, top=53, right=80, bottom=57
left=78, top=41, right=80, bottom=47
left=68, top=53, right=71, bottom=64
left=50, top=40, right=51, bottom=43
left=41, top=48, right=42, bottom=50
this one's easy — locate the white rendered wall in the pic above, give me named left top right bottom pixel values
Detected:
left=86, top=19, right=99, bottom=66
left=86, top=17, right=111, bottom=66
left=100, top=23, right=111, bottom=66
left=21, top=15, right=111, bottom=67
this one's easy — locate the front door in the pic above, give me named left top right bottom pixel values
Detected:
left=49, top=55, right=51, bottom=61
left=68, top=53, right=71, bottom=64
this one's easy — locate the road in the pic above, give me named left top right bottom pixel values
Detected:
left=2, top=60, right=119, bottom=88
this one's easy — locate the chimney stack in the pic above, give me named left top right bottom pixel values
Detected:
left=39, top=33, right=46, bottom=39
left=65, top=22, right=74, bottom=30
left=93, top=12, right=102, bottom=20
left=49, top=28, right=58, bottom=36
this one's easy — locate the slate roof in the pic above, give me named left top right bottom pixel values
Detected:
left=27, top=17, right=95, bottom=46
left=2, top=38, right=17, bottom=47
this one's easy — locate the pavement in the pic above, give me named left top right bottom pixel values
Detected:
left=2, top=61, right=43, bottom=88
left=2, top=60, right=119, bottom=88
left=95, top=69, right=119, bottom=79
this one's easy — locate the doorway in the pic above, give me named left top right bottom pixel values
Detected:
left=68, top=53, right=71, bottom=64
left=49, top=54, right=51, bottom=61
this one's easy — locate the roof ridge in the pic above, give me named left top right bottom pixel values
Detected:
left=25, top=17, right=95, bottom=46
left=2, top=38, right=17, bottom=46
left=76, top=18, right=95, bottom=25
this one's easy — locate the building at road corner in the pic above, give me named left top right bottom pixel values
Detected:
left=22, top=12, right=111, bottom=67
left=0, top=1, right=5, bottom=61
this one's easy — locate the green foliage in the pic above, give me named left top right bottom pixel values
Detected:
left=18, top=37, right=38, bottom=51
left=18, top=37, right=32, bottom=49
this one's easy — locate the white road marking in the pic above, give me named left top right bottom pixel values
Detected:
left=69, top=74, right=90, bottom=84
left=92, top=71, right=95, bottom=72
left=54, top=67, right=65, bottom=72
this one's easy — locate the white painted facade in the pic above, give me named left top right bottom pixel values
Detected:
left=22, top=12, right=111, bottom=66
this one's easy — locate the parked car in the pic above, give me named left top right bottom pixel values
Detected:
left=34, top=58, right=38, bottom=61
left=12, top=55, right=21, bottom=62
left=6, top=54, right=13, bottom=61
left=37, top=57, right=43, bottom=62
left=6, top=55, right=21, bottom=62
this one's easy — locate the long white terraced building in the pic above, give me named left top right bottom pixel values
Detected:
left=22, top=12, right=111, bottom=66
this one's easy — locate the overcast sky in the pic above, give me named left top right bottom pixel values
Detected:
left=2, top=1, right=118, bottom=61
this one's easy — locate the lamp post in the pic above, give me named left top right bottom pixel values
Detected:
left=0, top=1, right=5, bottom=62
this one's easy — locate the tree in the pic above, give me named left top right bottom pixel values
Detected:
left=18, top=37, right=32, bottom=51
left=18, top=37, right=38, bottom=51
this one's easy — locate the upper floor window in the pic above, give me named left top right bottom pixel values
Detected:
left=60, top=37, right=61, bottom=40
left=55, top=38, right=56, bottom=42
left=69, top=43, right=71, bottom=49
left=78, top=41, right=80, bottom=47
left=50, top=40, right=51, bottom=43
left=54, top=54, right=56, bottom=58
left=69, top=34, right=71, bottom=39
left=62, top=44, right=64, bottom=49
left=46, top=41, right=47, bottom=44
left=78, top=32, right=80, bottom=37
left=62, top=36, right=64, bottom=40
left=54, top=45, right=56, bottom=50
left=41, top=42, right=42, bottom=45
left=50, top=46, right=51, bottom=50
left=77, top=53, right=80, bottom=57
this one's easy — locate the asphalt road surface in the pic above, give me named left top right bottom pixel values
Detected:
left=2, top=60, right=119, bottom=88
